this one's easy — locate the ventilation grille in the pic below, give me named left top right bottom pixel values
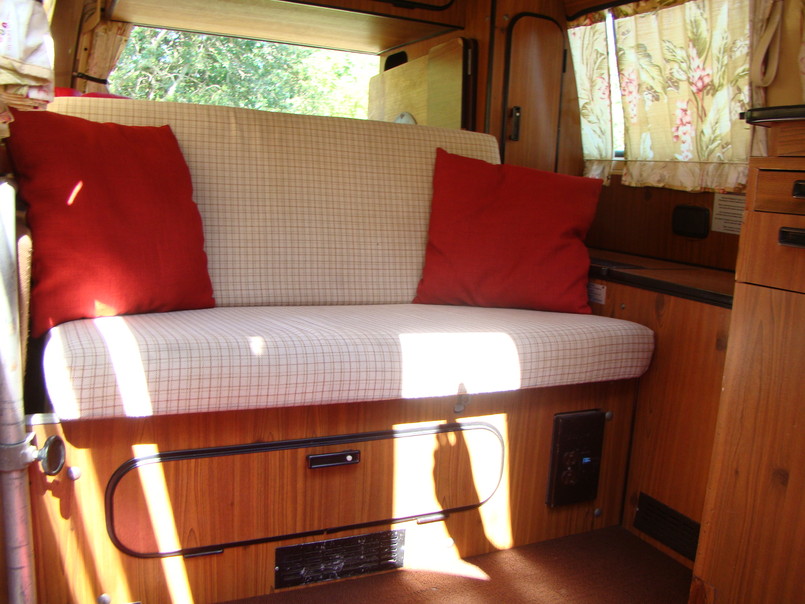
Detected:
left=633, top=492, right=700, bottom=560
left=275, top=530, right=405, bottom=589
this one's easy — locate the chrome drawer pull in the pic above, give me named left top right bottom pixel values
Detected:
left=778, top=227, right=805, bottom=248
left=792, top=180, right=805, bottom=198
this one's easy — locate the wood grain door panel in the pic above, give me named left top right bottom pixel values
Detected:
left=694, top=284, right=805, bottom=603
left=107, top=422, right=504, bottom=557
left=500, top=14, right=565, bottom=171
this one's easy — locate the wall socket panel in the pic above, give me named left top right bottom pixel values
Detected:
left=546, top=409, right=606, bottom=507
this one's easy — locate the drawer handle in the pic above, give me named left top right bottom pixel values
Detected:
left=793, top=180, right=805, bottom=199
left=509, top=106, right=522, bottom=141
left=307, top=449, right=361, bottom=469
left=779, top=227, right=805, bottom=248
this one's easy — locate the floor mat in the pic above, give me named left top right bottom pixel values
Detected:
left=221, top=526, right=692, bottom=603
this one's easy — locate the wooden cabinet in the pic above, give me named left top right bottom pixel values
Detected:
left=738, top=156, right=805, bottom=293
left=371, top=0, right=585, bottom=174
left=693, top=284, right=805, bottom=603
left=692, top=115, right=805, bottom=603
left=31, top=383, right=640, bottom=603
left=499, top=13, right=565, bottom=171
left=106, top=423, right=504, bottom=557
left=589, top=254, right=732, bottom=568
left=494, top=3, right=583, bottom=174
left=369, top=38, right=476, bottom=130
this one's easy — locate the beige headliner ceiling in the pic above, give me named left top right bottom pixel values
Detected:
left=109, top=0, right=457, bottom=54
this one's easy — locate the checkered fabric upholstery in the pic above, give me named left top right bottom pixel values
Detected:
left=47, top=98, right=501, bottom=306
left=44, top=305, right=654, bottom=419
left=40, top=99, right=654, bottom=419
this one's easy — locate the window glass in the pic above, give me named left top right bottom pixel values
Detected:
left=108, top=27, right=380, bottom=119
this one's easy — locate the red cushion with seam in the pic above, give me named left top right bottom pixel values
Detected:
left=8, top=109, right=214, bottom=337
left=413, top=148, right=602, bottom=314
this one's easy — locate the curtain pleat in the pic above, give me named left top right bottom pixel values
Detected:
left=569, top=0, right=760, bottom=192
left=76, top=19, right=133, bottom=94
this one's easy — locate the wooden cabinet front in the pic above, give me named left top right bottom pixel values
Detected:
left=106, top=423, right=504, bottom=557
left=500, top=13, right=565, bottom=171
left=693, top=284, right=805, bottom=603
left=752, top=167, right=805, bottom=215
left=737, top=210, right=805, bottom=293
left=590, top=276, right=729, bottom=568
left=739, top=159, right=805, bottom=293
left=693, top=115, right=805, bottom=603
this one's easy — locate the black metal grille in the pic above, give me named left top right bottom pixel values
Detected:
left=274, top=530, right=405, bottom=589
left=633, top=492, right=700, bottom=561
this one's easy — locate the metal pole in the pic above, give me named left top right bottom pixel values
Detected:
left=0, top=179, right=36, bottom=604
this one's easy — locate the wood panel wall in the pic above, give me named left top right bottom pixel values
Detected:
left=591, top=280, right=730, bottom=569
left=587, top=175, right=740, bottom=271
left=369, top=38, right=469, bottom=128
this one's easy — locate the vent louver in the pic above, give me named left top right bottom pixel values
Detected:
left=275, top=530, right=405, bottom=589
left=633, top=492, right=700, bottom=560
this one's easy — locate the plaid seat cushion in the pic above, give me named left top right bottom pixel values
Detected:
left=44, top=305, right=654, bottom=419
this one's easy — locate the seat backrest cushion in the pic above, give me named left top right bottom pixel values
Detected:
left=47, top=98, right=501, bottom=307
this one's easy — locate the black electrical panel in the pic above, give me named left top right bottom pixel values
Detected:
left=546, top=409, right=606, bottom=507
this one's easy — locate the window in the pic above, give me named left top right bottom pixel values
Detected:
left=569, top=0, right=752, bottom=192
left=108, top=27, right=379, bottom=119
left=605, top=12, right=626, bottom=159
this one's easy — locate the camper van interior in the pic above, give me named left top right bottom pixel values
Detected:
left=0, top=0, right=803, bottom=602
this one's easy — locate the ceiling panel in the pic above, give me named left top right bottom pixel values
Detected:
left=109, top=0, right=458, bottom=54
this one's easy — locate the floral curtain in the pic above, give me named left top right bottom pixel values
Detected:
left=76, top=19, right=133, bottom=94
left=568, top=20, right=615, bottom=182
left=570, top=0, right=753, bottom=192
left=617, top=0, right=751, bottom=191
left=73, top=0, right=133, bottom=94
left=801, top=0, right=805, bottom=101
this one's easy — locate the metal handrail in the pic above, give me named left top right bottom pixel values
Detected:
left=0, top=179, right=37, bottom=604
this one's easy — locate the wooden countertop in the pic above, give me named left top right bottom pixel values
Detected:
left=589, top=249, right=735, bottom=308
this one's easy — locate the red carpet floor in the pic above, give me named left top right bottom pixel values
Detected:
left=225, top=526, right=693, bottom=603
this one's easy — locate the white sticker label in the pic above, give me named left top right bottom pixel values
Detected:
left=588, top=282, right=606, bottom=305
left=712, top=193, right=746, bottom=235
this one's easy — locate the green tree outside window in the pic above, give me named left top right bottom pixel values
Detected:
left=109, top=27, right=378, bottom=119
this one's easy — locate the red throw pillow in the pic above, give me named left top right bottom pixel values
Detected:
left=8, top=109, right=214, bottom=337
left=414, top=148, right=602, bottom=314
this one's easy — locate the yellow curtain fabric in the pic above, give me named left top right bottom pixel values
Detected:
left=570, top=0, right=753, bottom=192
left=568, top=19, right=616, bottom=183
left=76, top=19, right=133, bottom=94
left=617, top=0, right=751, bottom=192
left=800, top=0, right=805, bottom=102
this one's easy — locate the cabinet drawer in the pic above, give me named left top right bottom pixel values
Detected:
left=737, top=211, right=805, bottom=293
left=769, top=120, right=805, bottom=156
left=753, top=170, right=805, bottom=215
left=106, top=422, right=504, bottom=557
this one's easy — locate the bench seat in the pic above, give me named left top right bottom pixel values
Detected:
left=44, top=303, right=653, bottom=419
